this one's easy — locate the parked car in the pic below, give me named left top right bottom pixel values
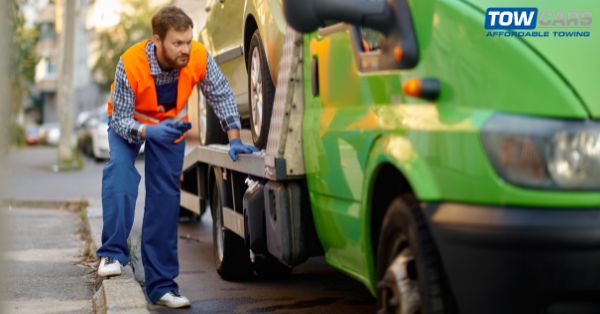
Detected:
left=77, top=109, right=109, bottom=160
left=77, top=108, right=144, bottom=161
left=39, top=122, right=60, bottom=146
left=198, top=0, right=286, bottom=148
left=25, top=125, right=41, bottom=146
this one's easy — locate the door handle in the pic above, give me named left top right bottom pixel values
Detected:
left=311, top=57, right=319, bottom=97
left=219, top=0, right=226, bottom=3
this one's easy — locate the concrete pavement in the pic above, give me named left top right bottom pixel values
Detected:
left=4, top=146, right=150, bottom=313
left=4, top=205, right=93, bottom=314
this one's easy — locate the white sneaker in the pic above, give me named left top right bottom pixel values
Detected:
left=155, top=291, right=191, bottom=308
left=98, top=257, right=122, bottom=277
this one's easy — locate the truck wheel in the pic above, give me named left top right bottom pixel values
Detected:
left=198, top=86, right=227, bottom=145
left=254, top=255, right=292, bottom=279
left=376, top=196, right=455, bottom=314
left=211, top=169, right=253, bottom=280
left=247, top=30, right=275, bottom=149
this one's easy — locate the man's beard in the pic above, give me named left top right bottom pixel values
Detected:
left=169, top=54, right=189, bottom=68
left=159, top=48, right=190, bottom=69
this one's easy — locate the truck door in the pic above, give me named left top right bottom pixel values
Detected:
left=304, top=22, right=412, bottom=276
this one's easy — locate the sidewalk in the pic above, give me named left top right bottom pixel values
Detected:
left=3, top=146, right=150, bottom=313
left=4, top=205, right=93, bottom=313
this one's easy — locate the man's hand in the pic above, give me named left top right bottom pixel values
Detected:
left=174, top=121, right=192, bottom=133
left=144, top=120, right=182, bottom=143
left=228, top=139, right=258, bottom=161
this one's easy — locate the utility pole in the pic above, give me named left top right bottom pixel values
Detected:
left=56, top=0, right=77, bottom=169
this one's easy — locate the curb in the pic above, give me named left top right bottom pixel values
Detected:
left=86, top=200, right=150, bottom=314
left=3, top=199, right=88, bottom=210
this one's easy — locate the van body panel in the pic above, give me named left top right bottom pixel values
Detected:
left=463, top=0, right=600, bottom=117
left=302, top=0, right=600, bottom=294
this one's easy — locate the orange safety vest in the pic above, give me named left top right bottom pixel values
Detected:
left=107, top=39, right=207, bottom=127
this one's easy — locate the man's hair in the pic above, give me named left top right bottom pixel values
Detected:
left=152, top=6, right=193, bottom=40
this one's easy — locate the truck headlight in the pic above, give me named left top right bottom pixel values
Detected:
left=481, top=114, right=600, bottom=190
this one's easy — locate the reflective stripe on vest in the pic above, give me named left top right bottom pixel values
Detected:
left=134, top=104, right=188, bottom=124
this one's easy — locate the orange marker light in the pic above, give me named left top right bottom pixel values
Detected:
left=394, top=46, right=404, bottom=62
left=403, top=78, right=422, bottom=97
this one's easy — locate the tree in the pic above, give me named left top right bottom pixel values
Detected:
left=10, top=0, right=40, bottom=117
left=92, top=0, right=160, bottom=91
left=9, top=0, right=39, bottom=145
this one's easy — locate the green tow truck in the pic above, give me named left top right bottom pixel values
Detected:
left=180, top=0, right=600, bottom=313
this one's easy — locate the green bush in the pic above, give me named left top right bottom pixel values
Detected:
left=10, top=123, right=25, bottom=147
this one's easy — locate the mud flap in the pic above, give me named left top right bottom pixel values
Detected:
left=264, top=181, right=311, bottom=267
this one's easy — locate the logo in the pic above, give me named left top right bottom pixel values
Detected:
left=484, top=7, right=592, bottom=38
left=485, top=8, right=538, bottom=30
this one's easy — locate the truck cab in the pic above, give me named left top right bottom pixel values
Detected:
left=181, top=0, right=600, bottom=313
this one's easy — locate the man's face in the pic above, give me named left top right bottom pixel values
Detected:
left=154, top=27, right=193, bottom=69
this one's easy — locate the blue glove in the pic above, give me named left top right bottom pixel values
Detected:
left=174, top=121, right=192, bottom=132
left=145, top=120, right=182, bottom=143
left=228, top=139, right=258, bottom=161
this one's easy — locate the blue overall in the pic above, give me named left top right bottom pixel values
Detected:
left=97, top=124, right=185, bottom=303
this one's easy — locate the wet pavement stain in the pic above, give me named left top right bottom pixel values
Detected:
left=248, top=297, right=339, bottom=313
left=220, top=287, right=247, bottom=291
left=152, top=297, right=259, bottom=313
left=342, top=297, right=376, bottom=306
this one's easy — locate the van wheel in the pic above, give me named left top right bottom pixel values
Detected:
left=212, top=168, right=253, bottom=280
left=198, top=86, right=227, bottom=145
left=247, top=30, right=275, bottom=149
left=376, top=196, right=455, bottom=314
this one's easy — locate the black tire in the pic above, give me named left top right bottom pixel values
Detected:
left=198, top=85, right=227, bottom=146
left=211, top=168, right=253, bottom=280
left=247, top=30, right=275, bottom=149
left=254, top=255, right=292, bottom=279
left=376, top=195, right=455, bottom=314
left=85, top=138, right=92, bottom=157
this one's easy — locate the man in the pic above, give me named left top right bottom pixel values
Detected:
left=96, top=6, right=256, bottom=308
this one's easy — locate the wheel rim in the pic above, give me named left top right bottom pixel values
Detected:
left=198, top=91, right=207, bottom=144
left=379, top=247, right=420, bottom=314
left=250, top=46, right=263, bottom=137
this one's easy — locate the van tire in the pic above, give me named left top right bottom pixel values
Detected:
left=212, top=168, right=253, bottom=280
left=247, top=30, right=275, bottom=149
left=376, top=195, right=455, bottom=314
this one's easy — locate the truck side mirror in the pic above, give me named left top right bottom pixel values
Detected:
left=283, top=0, right=394, bottom=35
left=283, top=0, right=418, bottom=69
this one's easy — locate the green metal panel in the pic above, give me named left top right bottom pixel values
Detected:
left=303, top=0, right=599, bottom=295
left=409, top=0, right=588, bottom=119
left=462, top=0, right=600, bottom=118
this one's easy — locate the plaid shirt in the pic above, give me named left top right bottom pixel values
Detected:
left=110, top=41, right=241, bottom=144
